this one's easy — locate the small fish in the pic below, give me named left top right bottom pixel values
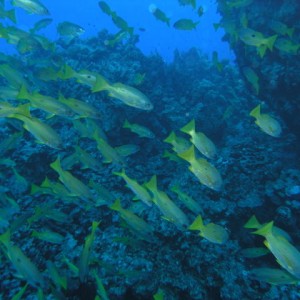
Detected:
left=253, top=222, right=300, bottom=279
left=110, top=199, right=154, bottom=240
left=173, top=19, right=199, bottom=31
left=93, top=130, right=123, bottom=164
left=0, top=231, right=44, bottom=287
left=274, top=38, right=300, bottom=55
left=113, top=169, right=152, bottom=206
left=57, top=21, right=84, bottom=42
left=181, top=119, right=217, bottom=159
left=269, top=20, right=294, bottom=38
left=98, top=1, right=114, bottom=16
left=7, top=106, right=63, bottom=149
left=178, top=145, right=223, bottom=191
left=78, top=221, right=100, bottom=283
left=239, top=28, right=277, bottom=57
left=197, top=6, right=204, bottom=17
left=115, top=144, right=140, bottom=157
left=248, top=267, right=299, bottom=285
left=89, top=180, right=115, bottom=206
left=149, top=4, right=170, bottom=27
left=171, top=185, right=202, bottom=214
left=0, top=6, right=16, bottom=23
left=145, top=175, right=189, bottom=229
left=30, top=18, right=52, bottom=33
left=17, top=36, right=43, bottom=54
left=189, top=215, right=228, bottom=244
left=12, top=0, right=49, bottom=15
left=92, top=74, right=153, bottom=110
left=73, top=145, right=103, bottom=171
left=58, top=93, right=102, bottom=119
left=250, top=104, right=282, bottom=137
left=0, top=63, right=28, bottom=89
left=243, top=67, right=259, bottom=94
left=50, top=157, right=94, bottom=201
left=17, top=85, right=75, bottom=118
left=244, top=215, right=292, bottom=242
left=123, top=119, right=155, bottom=138
left=164, top=131, right=191, bottom=154
left=31, top=230, right=64, bottom=244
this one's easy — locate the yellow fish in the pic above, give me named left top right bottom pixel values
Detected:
left=248, top=267, right=299, bottom=285
left=145, top=175, right=189, bottom=229
left=113, top=169, right=152, bottom=206
left=78, top=221, right=100, bottom=283
left=50, top=157, right=94, bottom=201
left=93, top=130, right=123, bottom=164
left=181, top=119, right=217, bottom=159
left=12, top=0, right=50, bottom=15
left=189, top=215, right=228, bottom=244
left=123, top=119, right=155, bottom=138
left=250, top=104, right=282, bottom=137
left=7, top=105, right=63, bottom=149
left=110, top=199, right=154, bottom=240
left=164, top=131, right=191, bottom=154
left=92, top=74, right=153, bottom=110
left=0, top=231, right=44, bottom=287
left=239, top=28, right=277, bottom=57
left=243, top=67, right=259, bottom=94
left=178, top=145, right=223, bottom=191
left=254, top=222, right=300, bottom=279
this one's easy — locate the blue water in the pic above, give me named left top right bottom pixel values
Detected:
left=1, top=0, right=234, bottom=62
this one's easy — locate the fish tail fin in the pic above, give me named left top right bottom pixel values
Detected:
left=164, top=131, right=176, bottom=144
left=253, top=221, right=274, bottom=237
left=92, top=74, right=110, bottom=93
left=17, top=84, right=31, bottom=100
left=91, top=221, right=101, bottom=233
left=188, top=215, right=204, bottom=231
left=41, top=177, right=51, bottom=188
left=257, top=45, right=267, bottom=58
left=50, top=157, right=62, bottom=173
left=213, top=23, right=220, bottom=31
left=181, top=119, right=195, bottom=135
left=145, top=175, right=157, bottom=193
left=7, top=9, right=16, bottom=24
left=30, top=184, right=41, bottom=195
left=57, top=64, right=75, bottom=80
left=123, top=119, right=130, bottom=129
left=177, top=145, right=195, bottom=163
left=8, top=103, right=31, bottom=119
left=113, top=168, right=126, bottom=178
left=244, top=215, right=261, bottom=229
left=249, top=104, right=261, bottom=118
left=110, top=199, right=122, bottom=211
left=266, top=34, right=278, bottom=51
